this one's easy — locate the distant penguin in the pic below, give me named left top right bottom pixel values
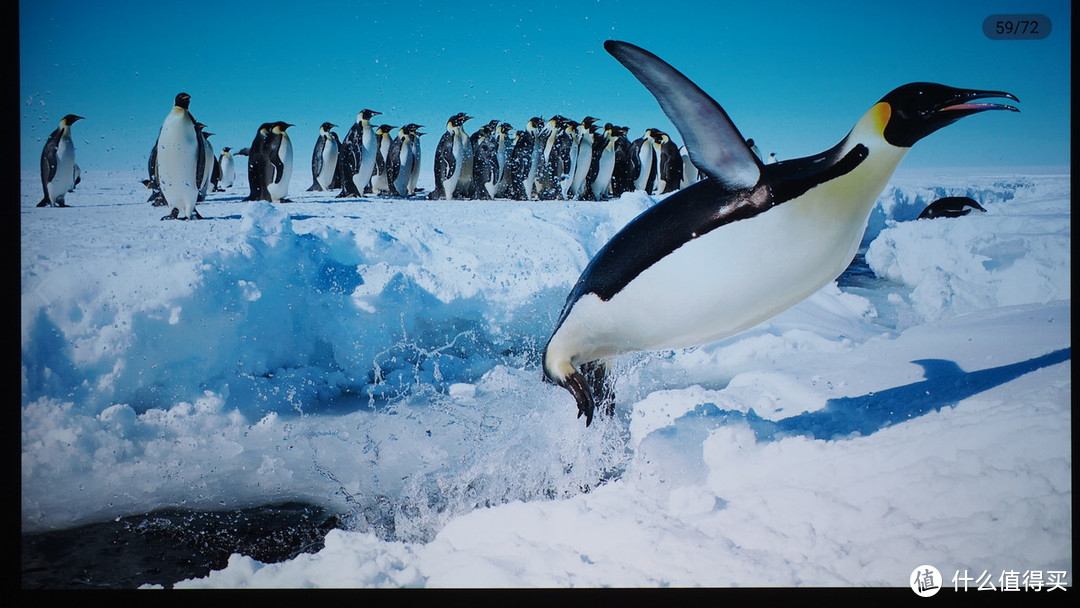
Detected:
left=156, top=93, right=202, bottom=220
left=218, top=147, right=235, bottom=189
left=407, top=127, right=424, bottom=196
left=493, top=122, right=514, bottom=198
left=610, top=125, right=635, bottom=197
left=536, top=115, right=570, bottom=200
left=308, top=122, right=339, bottom=192
left=38, top=114, right=83, bottom=207
left=195, top=124, right=213, bottom=201
left=264, top=121, right=294, bottom=202
left=243, top=123, right=273, bottom=201
left=679, top=145, right=699, bottom=189
left=338, top=109, right=381, bottom=197
left=766, top=152, right=778, bottom=164
left=431, top=112, right=471, bottom=200
left=542, top=40, right=1018, bottom=425
left=746, top=138, right=763, bottom=161
left=507, top=117, right=543, bottom=200
left=209, top=139, right=224, bottom=192
left=587, top=123, right=623, bottom=201
left=472, top=123, right=504, bottom=199
left=630, top=128, right=659, bottom=194
left=387, top=123, right=421, bottom=197
left=370, top=124, right=395, bottom=195
left=456, top=120, right=492, bottom=199
left=570, top=117, right=600, bottom=199
left=652, top=129, right=683, bottom=194
left=917, top=196, right=987, bottom=219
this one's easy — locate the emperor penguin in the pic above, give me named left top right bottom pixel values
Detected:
left=766, top=152, right=778, bottom=165
left=370, top=124, right=396, bottom=195
left=610, top=125, right=635, bottom=197
left=493, top=122, right=515, bottom=198
left=679, top=144, right=699, bottom=189
left=264, top=121, right=294, bottom=202
left=70, top=164, right=81, bottom=191
left=407, top=127, right=424, bottom=196
left=542, top=40, right=1018, bottom=425
left=38, top=114, right=84, bottom=207
left=195, top=124, right=213, bottom=201
left=471, top=123, right=501, bottom=199
left=652, top=129, right=683, bottom=194
left=243, top=122, right=273, bottom=201
left=308, top=122, right=339, bottom=191
left=338, top=109, right=381, bottom=197
left=570, top=117, right=600, bottom=199
left=507, top=117, right=543, bottom=200
left=156, top=93, right=203, bottom=220
left=387, top=123, right=420, bottom=197
left=587, top=123, right=623, bottom=201
left=630, top=128, right=659, bottom=194
left=535, top=115, right=570, bottom=200
left=430, top=112, right=471, bottom=200
left=917, top=196, right=987, bottom=219
left=218, top=147, right=235, bottom=190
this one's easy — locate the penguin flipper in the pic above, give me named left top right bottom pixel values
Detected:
left=604, top=40, right=761, bottom=190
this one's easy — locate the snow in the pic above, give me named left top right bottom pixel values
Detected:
left=20, top=164, right=1070, bottom=588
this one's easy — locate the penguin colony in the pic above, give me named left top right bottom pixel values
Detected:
left=39, top=41, right=1017, bottom=428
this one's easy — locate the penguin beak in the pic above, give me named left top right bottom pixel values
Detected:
left=936, top=89, right=1020, bottom=116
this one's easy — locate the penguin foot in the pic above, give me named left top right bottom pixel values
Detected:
left=160, top=208, right=180, bottom=221
left=37, top=199, right=51, bottom=207
left=564, top=371, right=596, bottom=426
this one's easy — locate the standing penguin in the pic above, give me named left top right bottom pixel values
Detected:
left=156, top=93, right=202, bottom=220
left=652, top=129, right=683, bottom=194
left=387, top=123, right=419, bottom=197
left=609, top=125, right=635, bottom=197
left=370, top=124, right=396, bottom=195
left=243, top=122, right=273, bottom=201
left=430, top=112, right=471, bottom=200
left=218, top=147, right=235, bottom=190
left=195, top=124, right=213, bottom=201
left=570, top=117, right=600, bottom=199
left=308, top=122, right=339, bottom=191
left=679, top=144, right=699, bottom=189
left=338, top=109, right=381, bottom=197
left=493, top=122, right=514, bottom=198
left=630, top=128, right=659, bottom=194
left=472, top=123, right=503, bottom=199
left=264, top=121, right=294, bottom=202
left=406, top=126, right=424, bottom=196
left=542, top=40, right=1018, bottom=425
left=38, top=114, right=84, bottom=207
left=586, top=123, right=622, bottom=201
left=507, top=117, right=543, bottom=200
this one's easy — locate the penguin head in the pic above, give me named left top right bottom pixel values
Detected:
left=222, top=147, right=231, bottom=153
left=879, top=83, right=1018, bottom=148
left=357, top=109, right=381, bottom=124
left=377, top=124, right=395, bottom=136
left=272, top=121, right=293, bottom=133
left=173, top=93, right=191, bottom=109
left=320, top=122, right=336, bottom=133
left=60, top=114, right=84, bottom=128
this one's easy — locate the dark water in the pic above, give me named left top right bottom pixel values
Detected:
left=21, top=502, right=342, bottom=589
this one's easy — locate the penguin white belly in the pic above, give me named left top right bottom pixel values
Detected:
left=354, top=135, right=378, bottom=193
left=317, top=139, right=338, bottom=189
left=591, top=149, right=616, bottom=199
left=554, top=174, right=888, bottom=366
left=267, top=134, right=293, bottom=202
left=633, top=145, right=653, bottom=191
left=156, top=110, right=199, bottom=218
left=407, top=143, right=421, bottom=194
left=394, top=145, right=413, bottom=195
left=221, top=155, right=235, bottom=188
left=48, top=137, right=76, bottom=203
left=444, top=136, right=464, bottom=200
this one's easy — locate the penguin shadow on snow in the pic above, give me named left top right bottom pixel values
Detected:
left=670, top=347, right=1071, bottom=443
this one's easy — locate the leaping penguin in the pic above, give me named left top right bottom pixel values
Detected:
left=38, top=114, right=84, bottom=207
left=156, top=93, right=203, bottom=220
left=542, top=40, right=1018, bottom=425
left=308, top=122, right=339, bottom=192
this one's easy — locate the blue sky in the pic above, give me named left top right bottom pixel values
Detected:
left=20, top=0, right=1070, bottom=173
